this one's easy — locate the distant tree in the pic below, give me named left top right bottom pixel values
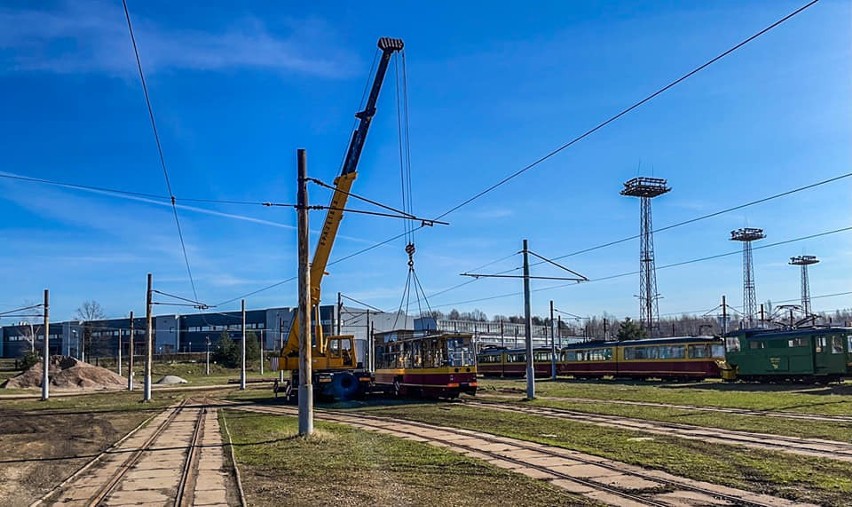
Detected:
left=531, top=316, right=544, bottom=326
left=508, top=315, right=523, bottom=324
left=213, top=331, right=239, bottom=368
left=76, top=301, right=107, bottom=359
left=616, top=318, right=647, bottom=341
left=426, top=310, right=444, bottom=320
left=448, top=309, right=461, bottom=320
left=76, top=301, right=106, bottom=321
left=19, top=350, right=41, bottom=370
left=245, top=330, right=261, bottom=362
left=491, top=314, right=508, bottom=323
left=470, top=309, right=487, bottom=322
left=16, top=321, right=38, bottom=353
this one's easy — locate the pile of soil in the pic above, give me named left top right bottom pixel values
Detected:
left=156, top=375, right=188, bottom=385
left=1, top=355, right=126, bottom=390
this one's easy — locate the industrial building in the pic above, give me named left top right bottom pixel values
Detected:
left=1, top=304, right=559, bottom=360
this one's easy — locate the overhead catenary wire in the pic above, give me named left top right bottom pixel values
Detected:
left=122, top=0, right=199, bottom=302
left=430, top=0, right=820, bottom=222
left=435, top=169, right=852, bottom=300
left=429, top=225, right=852, bottom=309
left=190, top=0, right=825, bottom=312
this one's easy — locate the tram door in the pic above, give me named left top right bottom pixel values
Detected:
left=813, top=334, right=845, bottom=376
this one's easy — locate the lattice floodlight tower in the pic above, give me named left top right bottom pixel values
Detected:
left=789, top=255, right=819, bottom=316
left=621, top=176, right=671, bottom=337
left=730, top=228, right=766, bottom=327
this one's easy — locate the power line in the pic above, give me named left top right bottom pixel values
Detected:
left=429, top=225, right=852, bottom=309
left=0, top=171, right=282, bottom=206
left=122, top=0, right=198, bottom=301
left=431, top=0, right=820, bottom=221
left=437, top=169, right=852, bottom=300
left=551, top=170, right=852, bottom=262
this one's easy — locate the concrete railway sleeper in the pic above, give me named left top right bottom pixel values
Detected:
left=467, top=400, right=852, bottom=463
left=218, top=401, right=812, bottom=507
left=33, top=399, right=242, bottom=507
left=478, top=392, right=852, bottom=424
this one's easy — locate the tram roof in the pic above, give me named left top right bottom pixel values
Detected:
left=560, top=336, right=720, bottom=349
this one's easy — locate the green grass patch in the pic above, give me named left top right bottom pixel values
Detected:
left=355, top=403, right=852, bottom=507
left=223, top=409, right=594, bottom=506
left=480, top=378, right=852, bottom=416
left=510, top=398, right=852, bottom=442
left=0, top=389, right=180, bottom=413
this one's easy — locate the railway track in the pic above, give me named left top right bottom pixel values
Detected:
left=218, top=400, right=813, bottom=507
left=33, top=398, right=243, bottom=506
left=478, top=391, right=852, bottom=423
left=467, top=400, right=852, bottom=463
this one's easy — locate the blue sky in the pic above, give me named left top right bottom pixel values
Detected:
left=1, top=0, right=850, bottom=323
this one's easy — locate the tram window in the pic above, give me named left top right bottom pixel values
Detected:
left=831, top=336, right=844, bottom=354
left=669, top=346, right=686, bottom=359
left=688, top=345, right=710, bottom=358
left=604, top=348, right=613, bottom=361
left=767, top=339, right=788, bottom=349
left=815, top=336, right=826, bottom=353
left=711, top=344, right=725, bottom=358
left=749, top=341, right=765, bottom=350
left=788, top=338, right=808, bottom=348
left=847, top=335, right=852, bottom=352
left=533, top=352, right=550, bottom=362
left=725, top=337, right=741, bottom=352
left=623, top=348, right=636, bottom=360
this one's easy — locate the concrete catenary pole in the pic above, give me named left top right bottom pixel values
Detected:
left=721, top=295, right=728, bottom=336
left=365, top=309, right=371, bottom=371
left=41, top=289, right=49, bottom=401
left=550, top=300, right=556, bottom=380
left=297, top=148, right=314, bottom=435
left=240, top=299, right=246, bottom=390
left=259, top=330, right=264, bottom=375
left=337, top=292, right=342, bottom=335
left=144, top=273, right=153, bottom=402
left=523, top=239, right=535, bottom=400
left=128, top=311, right=134, bottom=391
left=117, top=323, right=122, bottom=377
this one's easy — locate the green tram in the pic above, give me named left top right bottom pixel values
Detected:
left=723, top=327, right=852, bottom=382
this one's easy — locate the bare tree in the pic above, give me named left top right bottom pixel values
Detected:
left=76, top=301, right=106, bottom=321
left=76, top=301, right=107, bottom=361
left=17, top=321, right=39, bottom=353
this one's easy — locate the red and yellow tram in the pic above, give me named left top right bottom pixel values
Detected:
left=374, top=330, right=477, bottom=398
left=477, top=336, right=725, bottom=380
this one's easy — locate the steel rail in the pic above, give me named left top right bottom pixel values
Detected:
left=28, top=405, right=168, bottom=507
left=467, top=400, right=852, bottom=462
left=175, top=405, right=207, bottom=506
left=477, top=391, right=852, bottom=423
left=217, top=401, right=787, bottom=507
left=85, top=400, right=190, bottom=506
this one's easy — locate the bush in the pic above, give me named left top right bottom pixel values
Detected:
left=20, top=351, right=41, bottom=370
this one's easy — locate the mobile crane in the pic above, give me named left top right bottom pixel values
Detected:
left=276, top=37, right=405, bottom=400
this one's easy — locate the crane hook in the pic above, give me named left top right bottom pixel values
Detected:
left=405, top=243, right=416, bottom=268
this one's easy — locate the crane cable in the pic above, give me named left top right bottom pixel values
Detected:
left=392, top=50, right=433, bottom=328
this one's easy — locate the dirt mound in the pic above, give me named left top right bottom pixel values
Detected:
left=1, top=355, right=126, bottom=390
left=156, top=375, right=188, bottom=385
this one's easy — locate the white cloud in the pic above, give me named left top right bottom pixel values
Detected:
left=0, top=1, right=354, bottom=78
